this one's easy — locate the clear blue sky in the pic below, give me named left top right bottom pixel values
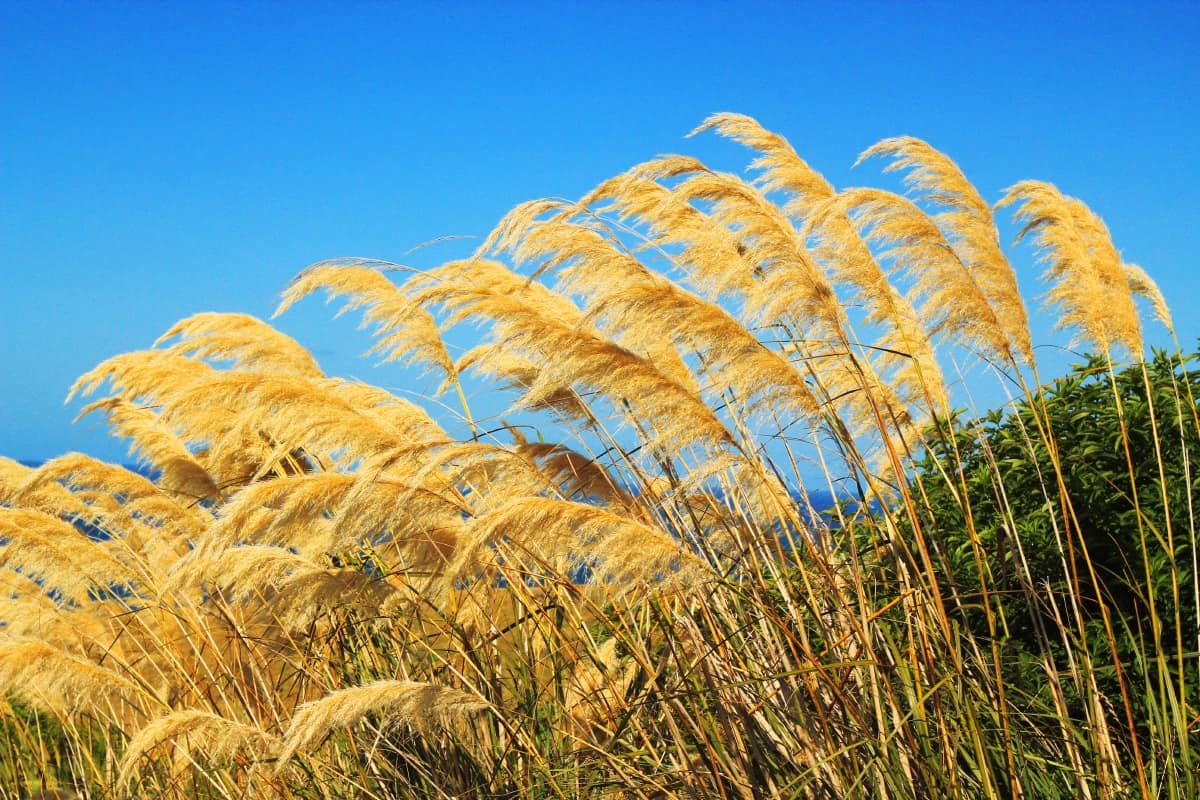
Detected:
left=2, top=1, right=1197, bottom=464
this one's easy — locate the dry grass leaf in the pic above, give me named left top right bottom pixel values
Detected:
left=565, top=638, right=637, bottom=730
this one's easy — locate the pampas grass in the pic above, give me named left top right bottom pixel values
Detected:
left=0, top=114, right=1192, bottom=800
left=275, top=680, right=487, bottom=768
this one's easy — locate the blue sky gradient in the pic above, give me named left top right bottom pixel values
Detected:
left=2, top=1, right=1197, bottom=463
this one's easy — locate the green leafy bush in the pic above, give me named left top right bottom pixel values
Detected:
left=905, top=348, right=1199, bottom=754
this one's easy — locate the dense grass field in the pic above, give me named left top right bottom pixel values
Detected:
left=1, top=115, right=1195, bottom=799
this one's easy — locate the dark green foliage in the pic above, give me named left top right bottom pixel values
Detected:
left=906, top=348, right=1200, bottom=753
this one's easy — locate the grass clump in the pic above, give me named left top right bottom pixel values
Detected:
left=0, top=114, right=1195, bottom=799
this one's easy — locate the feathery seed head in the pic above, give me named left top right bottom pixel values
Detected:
left=859, top=136, right=1033, bottom=362
left=999, top=180, right=1146, bottom=355
left=155, top=312, right=324, bottom=378
left=276, top=680, right=487, bottom=769
left=276, top=262, right=456, bottom=382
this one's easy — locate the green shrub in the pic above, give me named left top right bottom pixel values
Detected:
left=904, top=348, right=1199, bottom=758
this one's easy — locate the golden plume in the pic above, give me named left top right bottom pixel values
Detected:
left=410, top=258, right=733, bottom=456
left=688, top=116, right=953, bottom=428
left=75, top=398, right=218, bottom=500
left=276, top=680, right=487, bottom=769
left=3, top=454, right=202, bottom=580
left=858, top=136, right=1033, bottom=363
left=153, top=370, right=417, bottom=477
left=0, top=638, right=149, bottom=720
left=448, top=496, right=712, bottom=590
left=204, top=470, right=463, bottom=569
left=485, top=206, right=822, bottom=424
left=34, top=453, right=207, bottom=536
left=455, top=344, right=594, bottom=423
left=37, top=452, right=170, bottom=504
left=155, top=312, right=324, bottom=378
left=0, top=570, right=107, bottom=652
left=320, top=379, right=447, bottom=444
left=587, top=154, right=949, bottom=459
left=68, top=349, right=216, bottom=408
left=167, top=544, right=394, bottom=631
left=1122, top=262, right=1173, bottom=330
left=204, top=472, right=354, bottom=555
left=579, top=157, right=758, bottom=299
left=0, top=456, right=34, bottom=489
left=827, top=187, right=1012, bottom=363
left=117, top=708, right=279, bottom=790
left=484, top=202, right=704, bottom=434
left=1064, top=194, right=1149, bottom=350
left=275, top=260, right=456, bottom=383
left=691, top=112, right=835, bottom=217
left=0, top=457, right=95, bottom=519
left=508, top=430, right=637, bottom=509
left=0, top=508, right=138, bottom=606
left=997, top=180, right=1143, bottom=355
left=564, top=638, right=637, bottom=731
left=408, top=439, right=564, bottom=515
left=798, top=195, right=951, bottom=421
left=672, top=169, right=847, bottom=342
left=574, top=139, right=946, bottom=474
left=330, top=476, right=464, bottom=565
